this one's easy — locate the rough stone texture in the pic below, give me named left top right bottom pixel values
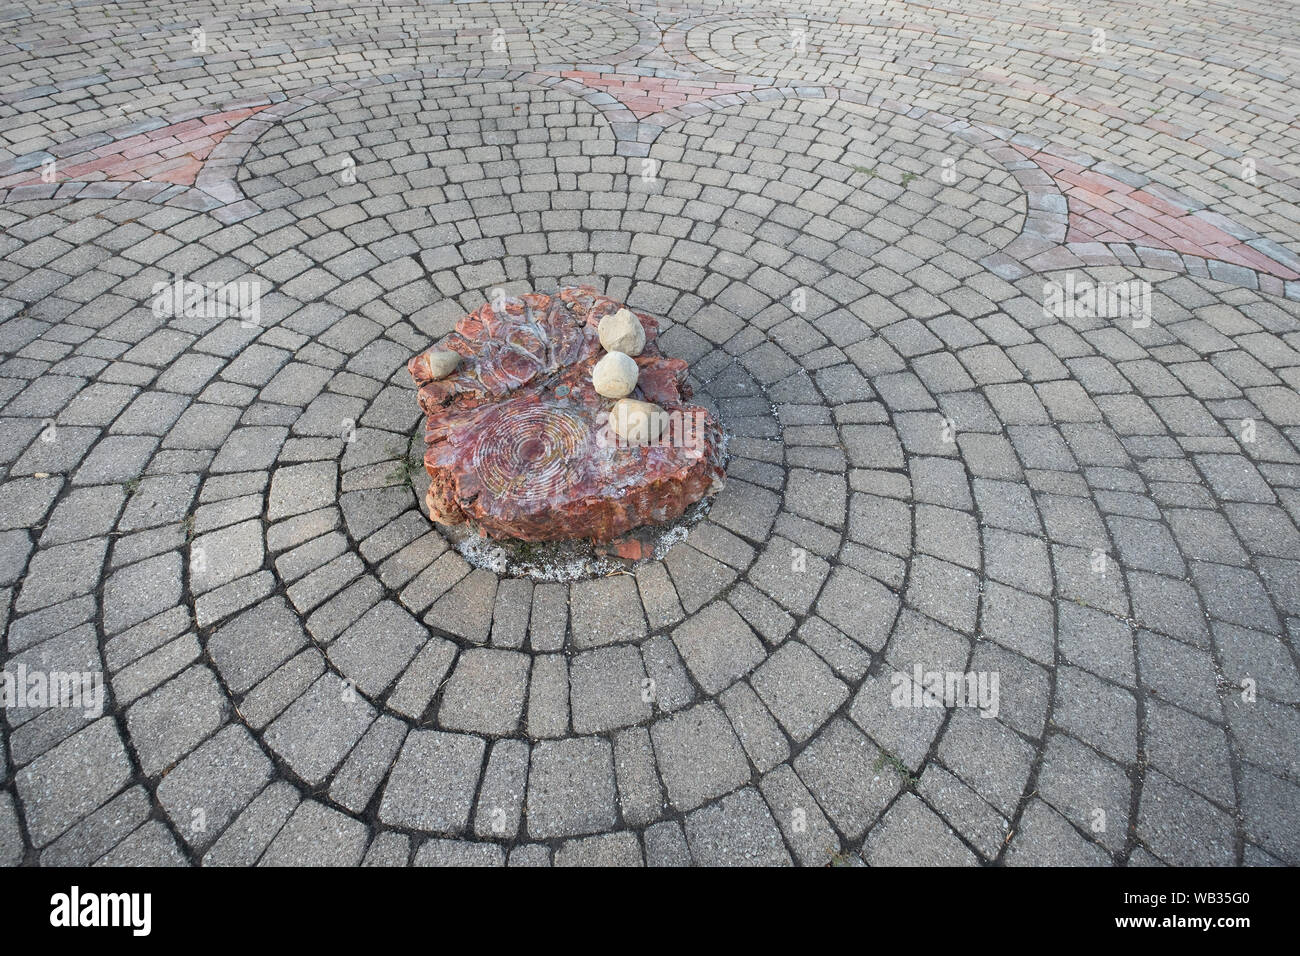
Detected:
left=259, top=801, right=371, bottom=867
left=15, top=719, right=132, bottom=848
left=526, top=737, right=617, bottom=839
left=379, top=731, right=485, bottom=836
left=408, top=288, right=724, bottom=541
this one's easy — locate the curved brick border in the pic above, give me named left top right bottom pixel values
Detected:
left=0, top=0, right=662, bottom=211
left=663, top=8, right=1300, bottom=189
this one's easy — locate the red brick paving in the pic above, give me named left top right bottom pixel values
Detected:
left=0, top=105, right=269, bottom=190
left=1014, top=143, right=1300, bottom=280
left=552, top=71, right=755, bottom=119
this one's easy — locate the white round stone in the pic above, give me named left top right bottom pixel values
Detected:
left=610, top=398, right=666, bottom=444
left=424, top=348, right=460, bottom=379
left=592, top=350, right=639, bottom=399
left=598, top=308, right=646, bottom=356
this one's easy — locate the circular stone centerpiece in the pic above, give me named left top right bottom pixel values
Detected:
left=408, top=287, right=726, bottom=543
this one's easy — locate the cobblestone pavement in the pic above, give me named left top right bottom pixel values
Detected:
left=1, top=0, right=1299, bottom=867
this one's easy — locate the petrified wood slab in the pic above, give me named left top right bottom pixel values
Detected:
left=408, top=287, right=725, bottom=543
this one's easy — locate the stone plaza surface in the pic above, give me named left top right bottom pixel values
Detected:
left=0, top=0, right=1298, bottom=867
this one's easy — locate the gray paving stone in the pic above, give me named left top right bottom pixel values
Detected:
left=1053, top=665, right=1138, bottom=763
left=1144, top=698, right=1235, bottom=806
left=157, top=724, right=274, bottom=852
left=1239, top=765, right=1300, bottom=865
left=260, top=801, right=370, bottom=867
left=905, top=554, right=980, bottom=634
left=507, top=844, right=553, bottom=867
left=428, top=568, right=498, bottom=643
left=526, top=737, right=617, bottom=839
left=329, top=600, right=427, bottom=697
left=362, top=832, right=411, bottom=867
left=1213, top=622, right=1300, bottom=703
left=1137, top=629, right=1222, bottom=720
left=570, top=574, right=647, bottom=648
left=554, top=831, right=644, bottom=867
left=1058, top=603, right=1136, bottom=687
left=386, top=636, right=457, bottom=720
left=112, top=633, right=203, bottom=707
left=15, top=538, right=106, bottom=613
left=95, top=821, right=188, bottom=867
left=747, top=535, right=830, bottom=615
left=569, top=644, right=651, bottom=734
left=672, top=600, right=765, bottom=695
left=848, top=669, right=946, bottom=771
left=526, top=653, right=569, bottom=739
left=650, top=701, right=750, bottom=812
left=719, top=680, right=791, bottom=773
left=751, top=641, right=848, bottom=743
left=916, top=763, right=1010, bottom=861
left=102, top=550, right=183, bottom=635
left=437, top=647, right=529, bottom=735
left=489, top=577, right=532, bottom=649
left=239, top=649, right=325, bottom=730
left=815, top=565, right=899, bottom=651
left=0, top=792, right=24, bottom=866
left=379, top=730, right=485, bottom=835
left=201, top=782, right=300, bottom=867
left=1137, top=770, right=1236, bottom=866
left=794, top=717, right=899, bottom=840
left=207, top=596, right=308, bottom=694
left=1224, top=695, right=1300, bottom=782
left=1004, top=798, right=1112, bottom=866
left=473, top=739, right=530, bottom=840
left=640, top=634, right=696, bottom=713
left=864, top=792, right=979, bottom=866
left=15, top=718, right=131, bottom=848
left=125, top=664, right=228, bottom=776
left=725, top=581, right=795, bottom=644
left=664, top=544, right=736, bottom=614
left=684, top=787, right=791, bottom=866
left=937, top=709, right=1035, bottom=818
left=1036, top=733, right=1131, bottom=854
left=414, top=838, right=505, bottom=867
left=264, top=673, right=376, bottom=786
left=330, top=714, right=408, bottom=815
left=643, top=820, right=692, bottom=867
left=39, top=786, right=151, bottom=867
left=527, top=582, right=568, bottom=652
left=268, top=460, right=337, bottom=521
left=759, top=763, right=841, bottom=866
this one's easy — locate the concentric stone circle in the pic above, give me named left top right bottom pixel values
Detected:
left=3, top=0, right=1300, bottom=869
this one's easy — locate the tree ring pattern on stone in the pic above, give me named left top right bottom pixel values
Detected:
left=473, top=402, right=589, bottom=509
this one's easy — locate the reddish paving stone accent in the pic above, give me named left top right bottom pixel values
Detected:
left=1013, top=143, right=1300, bottom=281
left=0, top=106, right=270, bottom=190
left=550, top=71, right=755, bottom=119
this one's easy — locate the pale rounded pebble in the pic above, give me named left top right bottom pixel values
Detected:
left=610, top=398, right=666, bottom=444
left=424, top=349, right=460, bottom=379
left=592, top=351, right=639, bottom=398
left=598, top=308, right=646, bottom=356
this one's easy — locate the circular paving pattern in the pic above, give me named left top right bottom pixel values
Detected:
left=2, top=0, right=1300, bottom=868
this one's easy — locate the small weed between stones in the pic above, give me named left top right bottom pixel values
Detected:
left=874, top=752, right=916, bottom=786
left=385, top=443, right=422, bottom=488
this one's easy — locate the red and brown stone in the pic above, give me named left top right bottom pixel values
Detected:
left=407, top=287, right=726, bottom=543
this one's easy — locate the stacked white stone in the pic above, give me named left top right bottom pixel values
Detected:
left=594, top=309, right=664, bottom=444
